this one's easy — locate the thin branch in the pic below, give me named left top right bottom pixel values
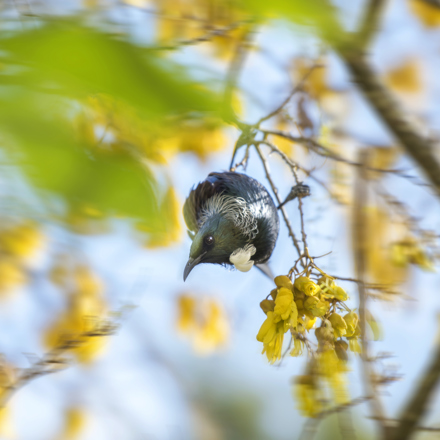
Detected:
left=301, top=396, right=371, bottom=440
left=0, top=320, right=117, bottom=408
left=391, top=341, right=440, bottom=440
left=256, top=64, right=323, bottom=126
left=259, top=128, right=423, bottom=183
left=352, top=149, right=389, bottom=437
left=254, top=144, right=303, bottom=259
left=335, top=49, right=440, bottom=197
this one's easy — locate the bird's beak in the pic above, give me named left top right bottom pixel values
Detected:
left=183, top=252, right=206, bottom=281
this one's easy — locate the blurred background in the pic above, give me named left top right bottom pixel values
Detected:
left=0, top=0, right=440, bottom=439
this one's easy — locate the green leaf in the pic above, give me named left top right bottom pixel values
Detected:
left=0, top=21, right=219, bottom=117
left=0, top=90, right=157, bottom=224
left=0, top=20, right=223, bottom=228
left=241, top=0, right=348, bottom=46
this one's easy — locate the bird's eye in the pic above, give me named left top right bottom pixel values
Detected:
left=204, top=235, right=214, bottom=246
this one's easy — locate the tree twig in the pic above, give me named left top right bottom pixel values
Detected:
left=352, top=149, right=389, bottom=437
left=0, top=320, right=117, bottom=408
left=256, top=64, right=322, bottom=126
left=391, top=341, right=440, bottom=440
left=254, top=144, right=303, bottom=259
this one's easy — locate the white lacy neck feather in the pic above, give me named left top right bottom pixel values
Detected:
left=229, top=244, right=257, bottom=272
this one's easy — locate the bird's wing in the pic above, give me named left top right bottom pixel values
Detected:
left=183, top=173, right=225, bottom=233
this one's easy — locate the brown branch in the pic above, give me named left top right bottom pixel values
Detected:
left=301, top=396, right=371, bottom=440
left=335, top=50, right=440, bottom=197
left=0, top=320, right=117, bottom=408
left=352, top=149, right=390, bottom=437
left=356, top=0, right=387, bottom=48
left=419, top=0, right=440, bottom=7
left=391, top=341, right=440, bottom=440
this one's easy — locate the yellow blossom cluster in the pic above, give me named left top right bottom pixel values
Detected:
left=150, top=0, right=249, bottom=61
left=45, top=264, right=108, bottom=364
left=391, top=239, right=435, bottom=272
left=177, top=294, right=229, bottom=355
left=294, top=348, right=349, bottom=417
left=0, top=221, right=45, bottom=297
left=257, top=272, right=361, bottom=416
left=75, top=95, right=228, bottom=164
left=363, top=207, right=436, bottom=287
left=257, top=274, right=358, bottom=363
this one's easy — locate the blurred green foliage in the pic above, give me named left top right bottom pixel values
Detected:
left=0, top=20, right=220, bottom=224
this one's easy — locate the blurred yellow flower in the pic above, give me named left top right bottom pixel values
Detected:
left=292, top=58, right=329, bottom=100
left=143, top=185, right=183, bottom=248
left=0, top=221, right=45, bottom=261
left=410, top=0, right=440, bottom=27
left=0, top=260, right=26, bottom=296
left=44, top=266, right=107, bottom=364
left=177, top=294, right=229, bottom=355
left=0, top=407, right=14, bottom=439
left=294, top=375, right=322, bottom=417
left=177, top=295, right=197, bottom=333
left=60, top=407, right=86, bottom=440
left=384, top=59, right=422, bottom=94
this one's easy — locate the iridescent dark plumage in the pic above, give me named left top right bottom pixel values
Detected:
left=183, top=171, right=279, bottom=281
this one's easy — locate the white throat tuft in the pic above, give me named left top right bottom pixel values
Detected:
left=229, top=244, right=257, bottom=272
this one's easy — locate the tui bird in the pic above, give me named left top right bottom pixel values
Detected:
left=183, top=171, right=279, bottom=281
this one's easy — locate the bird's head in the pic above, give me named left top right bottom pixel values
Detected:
left=183, top=214, right=246, bottom=281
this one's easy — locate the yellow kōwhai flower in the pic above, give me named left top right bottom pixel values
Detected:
left=329, top=313, right=347, bottom=338
left=290, top=338, right=304, bottom=357
left=274, top=287, right=294, bottom=321
left=257, top=311, right=277, bottom=345
left=304, top=296, right=329, bottom=317
left=319, top=277, right=348, bottom=301
left=343, top=311, right=359, bottom=338
left=294, top=376, right=322, bottom=417
left=262, top=321, right=285, bottom=364
left=294, top=276, right=320, bottom=296
left=274, top=275, right=294, bottom=290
